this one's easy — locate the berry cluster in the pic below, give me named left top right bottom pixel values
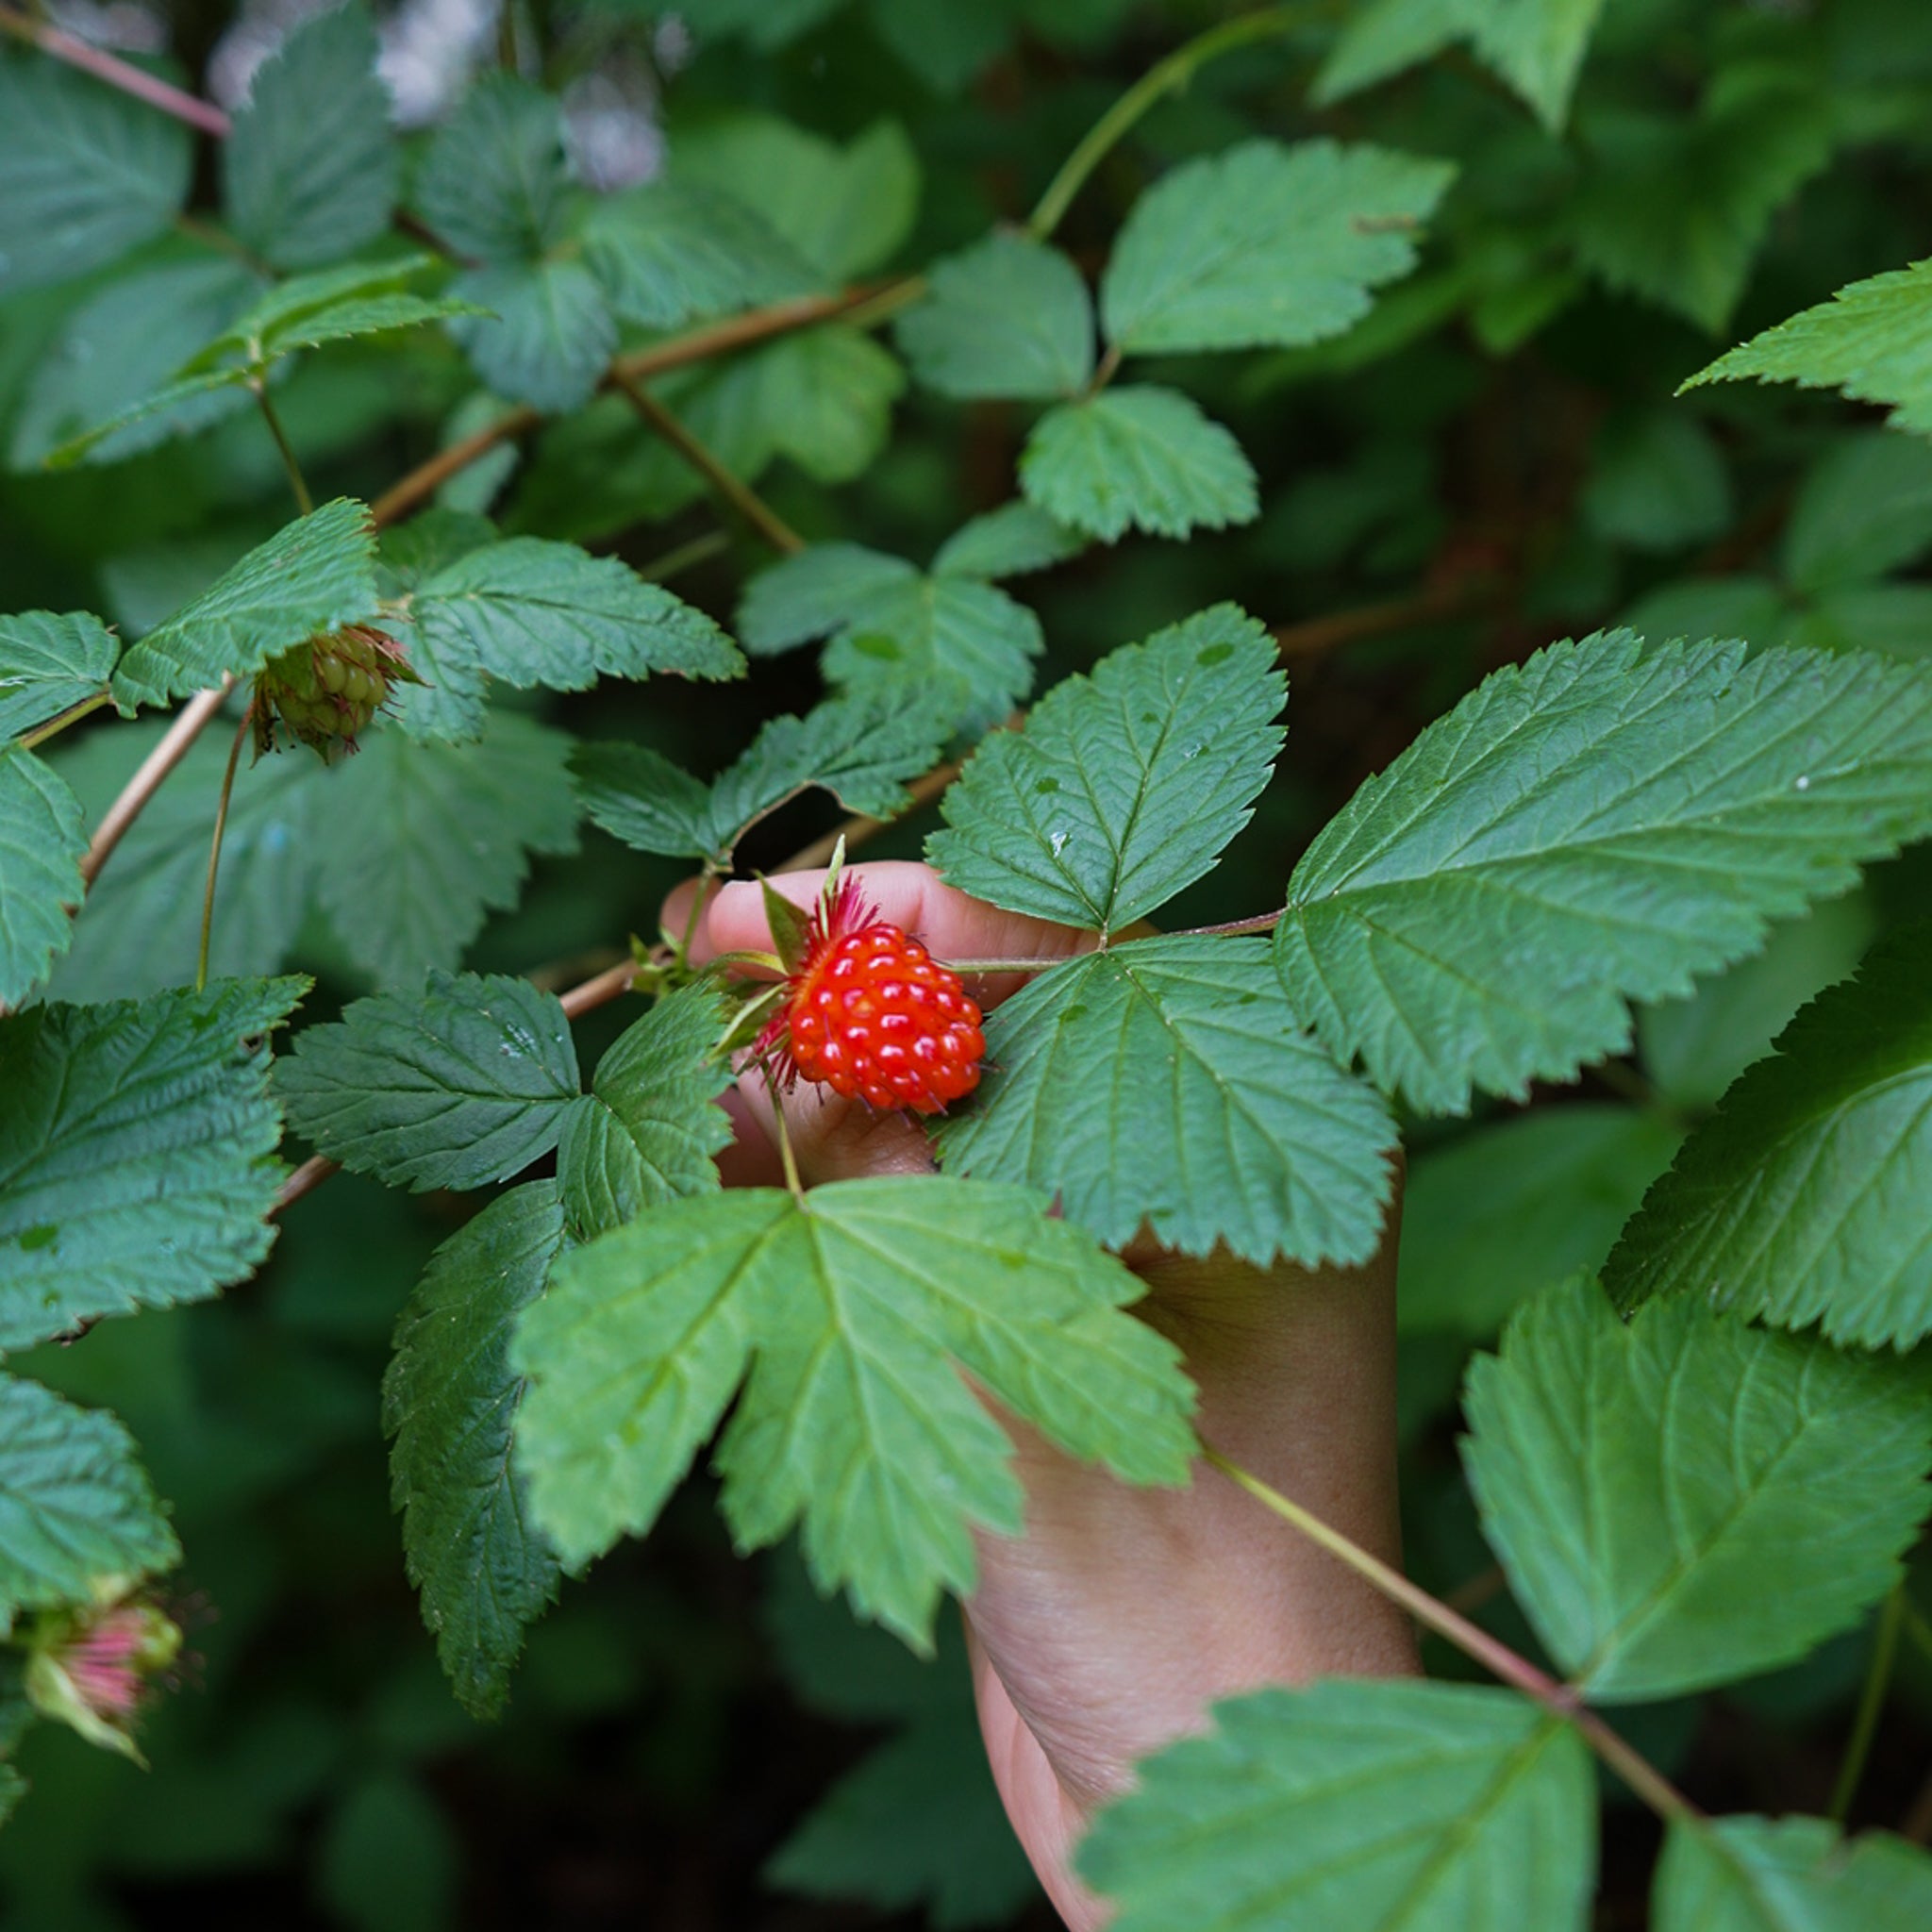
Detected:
left=759, top=877, right=985, bottom=1115
left=252, top=624, right=424, bottom=762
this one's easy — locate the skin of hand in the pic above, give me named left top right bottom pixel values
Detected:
left=666, top=862, right=1418, bottom=1930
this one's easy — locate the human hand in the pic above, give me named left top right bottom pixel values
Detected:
left=666, top=862, right=1415, bottom=1930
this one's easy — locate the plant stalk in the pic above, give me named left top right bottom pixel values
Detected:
left=195, top=708, right=252, bottom=993
left=0, top=3, right=232, bottom=137
left=81, top=680, right=233, bottom=889
left=254, top=387, right=313, bottom=515
left=1202, top=1446, right=1701, bottom=1824
left=18, top=691, right=111, bottom=751
left=1829, top=1585, right=1906, bottom=1823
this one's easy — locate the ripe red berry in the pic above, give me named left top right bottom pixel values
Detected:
left=757, top=877, right=985, bottom=1115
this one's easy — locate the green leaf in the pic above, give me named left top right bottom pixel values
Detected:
left=0, top=746, right=85, bottom=1010
left=1573, top=90, right=1834, bottom=333
left=557, top=986, right=735, bottom=1240
left=1582, top=411, right=1732, bottom=552
left=111, top=499, right=378, bottom=711
left=929, top=604, right=1282, bottom=932
left=512, top=1177, right=1194, bottom=1645
left=738, top=543, right=917, bottom=657
left=384, top=1179, right=567, bottom=1717
left=581, top=179, right=816, bottom=328
left=1792, top=584, right=1932, bottom=663
left=1607, top=924, right=1932, bottom=1349
left=375, top=512, right=493, bottom=741
left=1654, top=1814, right=1932, bottom=1932
left=932, top=502, right=1085, bottom=581
left=8, top=258, right=263, bottom=469
left=47, top=719, right=315, bottom=1003
left=0, top=978, right=308, bottom=1352
left=448, top=258, right=614, bottom=414
left=866, top=0, right=1013, bottom=93
left=308, top=711, right=580, bottom=988
left=0, top=613, right=116, bottom=743
left=1399, top=1107, right=1684, bottom=1337
left=223, top=2, right=398, bottom=269
left=1100, top=140, right=1455, bottom=357
left=1683, top=259, right=1932, bottom=436
left=1275, top=632, right=1932, bottom=1114
left=0, top=1763, right=20, bottom=1826
left=676, top=115, right=919, bottom=280
left=0, top=1375, right=179, bottom=1628
left=0, top=52, right=191, bottom=294
left=1021, top=387, right=1257, bottom=543
left=821, top=575, right=1041, bottom=727
left=896, top=232, right=1093, bottom=399
left=1316, top=0, right=1611, bottom=130
left=1637, top=895, right=1874, bottom=1111
left=410, top=74, right=568, bottom=261
left=1079, top=1680, right=1594, bottom=1932
left=936, top=937, right=1396, bottom=1268
left=408, top=537, right=742, bottom=721
left=1783, top=431, right=1932, bottom=593
left=756, top=325, right=906, bottom=483
left=576, top=686, right=954, bottom=867
left=1463, top=1276, right=1932, bottom=1700
left=276, top=972, right=581, bottom=1193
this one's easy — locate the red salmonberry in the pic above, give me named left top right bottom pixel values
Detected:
left=757, top=876, right=985, bottom=1115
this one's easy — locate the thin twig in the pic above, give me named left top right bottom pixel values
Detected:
left=1274, top=575, right=1492, bottom=660
left=0, top=2, right=231, bottom=137
left=1203, top=1446, right=1702, bottom=1824
left=608, top=370, right=806, bottom=555
left=80, top=681, right=233, bottom=888
left=254, top=387, right=313, bottom=515
left=1829, top=1586, right=1905, bottom=1824
left=368, top=287, right=895, bottom=531
left=195, top=708, right=252, bottom=992
left=275, top=1155, right=339, bottom=1214
left=1175, top=908, right=1283, bottom=938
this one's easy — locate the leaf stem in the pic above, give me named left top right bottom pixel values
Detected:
left=253, top=385, right=313, bottom=515
left=274, top=1154, right=339, bottom=1214
left=608, top=370, right=806, bottom=556
left=1026, top=4, right=1317, bottom=241
left=756, top=1054, right=806, bottom=1199
left=195, top=706, right=252, bottom=993
left=941, top=955, right=1076, bottom=975
left=1201, top=1445, right=1701, bottom=1824
left=368, top=286, right=891, bottom=530
left=1174, top=908, right=1283, bottom=938
left=1829, top=1584, right=1905, bottom=1823
left=17, top=690, right=111, bottom=751
left=80, top=678, right=233, bottom=889
left=558, top=959, right=638, bottom=1019
left=0, top=2, right=232, bottom=138
left=640, top=529, right=731, bottom=582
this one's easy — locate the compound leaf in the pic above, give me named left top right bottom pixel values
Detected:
left=410, top=537, right=742, bottom=704
left=0, top=52, right=191, bottom=295
left=1079, top=1680, right=1594, bottom=1932
left=936, top=938, right=1396, bottom=1269
left=276, top=972, right=580, bottom=1193
left=1275, top=633, right=1932, bottom=1114
left=223, top=2, right=398, bottom=269
left=1684, top=259, right=1932, bottom=437
left=897, top=232, right=1093, bottom=399
left=1654, top=1814, right=1932, bottom=1932
left=0, top=1376, right=178, bottom=1628
left=1022, top=387, right=1257, bottom=543
left=1607, top=924, right=1932, bottom=1350
left=1463, top=1276, right=1932, bottom=1701
left=513, top=1177, right=1194, bottom=1646
left=111, top=500, right=378, bottom=711
left=384, top=1179, right=567, bottom=1717
left=0, top=613, right=117, bottom=743
left=929, top=604, right=1282, bottom=931
left=1101, top=140, right=1455, bottom=355
left=308, top=711, right=579, bottom=988
left=558, top=985, right=735, bottom=1240
left=0, top=746, right=86, bottom=1009
left=0, top=978, right=308, bottom=1351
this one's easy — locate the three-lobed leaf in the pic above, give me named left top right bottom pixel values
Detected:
left=513, top=1177, right=1195, bottom=1645
left=1101, top=140, right=1456, bottom=355
left=383, top=1179, right=567, bottom=1718
left=1463, top=1276, right=1932, bottom=1701
left=1607, top=924, right=1932, bottom=1349
left=276, top=972, right=581, bottom=1193
left=935, top=937, right=1397, bottom=1269
left=929, top=603, right=1283, bottom=931
left=1276, top=632, right=1932, bottom=1114
left=0, top=1376, right=179, bottom=1628
left=1080, top=1679, right=1594, bottom=1932
left=111, top=500, right=379, bottom=711
left=0, top=978, right=308, bottom=1351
